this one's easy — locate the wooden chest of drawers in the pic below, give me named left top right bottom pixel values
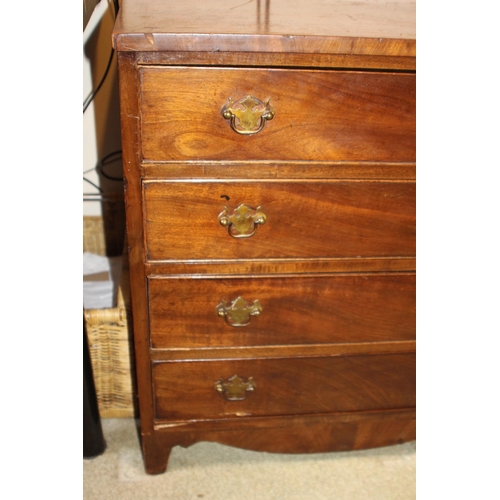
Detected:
left=113, top=0, right=416, bottom=474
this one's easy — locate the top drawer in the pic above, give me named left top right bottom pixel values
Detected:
left=139, top=67, right=415, bottom=162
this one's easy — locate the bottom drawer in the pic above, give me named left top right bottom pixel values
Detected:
left=153, top=353, right=415, bottom=421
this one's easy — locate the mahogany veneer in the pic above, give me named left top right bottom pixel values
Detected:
left=144, top=180, right=416, bottom=260
left=113, top=0, right=416, bottom=474
left=140, top=67, right=415, bottom=162
left=148, top=274, right=416, bottom=348
left=153, top=354, right=416, bottom=420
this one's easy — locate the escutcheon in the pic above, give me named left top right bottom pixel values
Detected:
left=218, top=204, right=267, bottom=238
left=215, top=375, right=257, bottom=401
left=216, top=296, right=263, bottom=327
left=221, top=95, right=275, bottom=135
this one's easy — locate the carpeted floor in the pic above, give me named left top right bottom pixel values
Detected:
left=83, top=418, right=415, bottom=499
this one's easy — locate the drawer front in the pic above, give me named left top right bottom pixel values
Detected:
left=140, top=67, right=415, bottom=162
left=148, top=274, right=415, bottom=348
left=144, top=180, right=415, bottom=261
left=153, top=354, right=416, bottom=421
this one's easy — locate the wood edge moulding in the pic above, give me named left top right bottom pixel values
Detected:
left=112, top=33, right=415, bottom=59
left=142, top=177, right=416, bottom=185
left=145, top=259, right=416, bottom=276
left=140, top=162, right=416, bottom=180
left=134, top=52, right=416, bottom=71
left=145, top=261, right=417, bottom=275
left=153, top=407, right=416, bottom=433
left=149, top=340, right=417, bottom=362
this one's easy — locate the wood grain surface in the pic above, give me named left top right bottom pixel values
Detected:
left=114, top=0, right=416, bottom=475
left=113, top=0, right=415, bottom=56
left=148, top=273, right=415, bottom=348
left=136, top=51, right=416, bottom=71
left=141, top=161, right=416, bottom=180
left=143, top=180, right=416, bottom=260
left=153, top=353, right=416, bottom=421
left=146, top=257, right=416, bottom=276
left=144, top=408, right=416, bottom=473
left=140, top=67, right=415, bottom=162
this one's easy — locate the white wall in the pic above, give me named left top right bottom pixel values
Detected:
left=83, top=0, right=123, bottom=216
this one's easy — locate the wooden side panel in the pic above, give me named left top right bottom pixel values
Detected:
left=153, top=354, right=416, bottom=421
left=148, top=273, right=416, bottom=348
left=116, top=53, right=157, bottom=436
left=139, top=67, right=415, bottom=162
left=143, top=180, right=416, bottom=260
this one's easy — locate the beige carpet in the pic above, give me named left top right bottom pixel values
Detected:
left=83, top=418, right=415, bottom=500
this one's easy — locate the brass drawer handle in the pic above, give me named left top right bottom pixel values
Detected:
left=221, top=95, right=275, bottom=135
left=218, top=204, right=267, bottom=238
left=215, top=375, right=256, bottom=401
left=216, top=296, right=262, bottom=327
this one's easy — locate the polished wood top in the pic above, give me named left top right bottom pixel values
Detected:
left=113, top=0, right=415, bottom=56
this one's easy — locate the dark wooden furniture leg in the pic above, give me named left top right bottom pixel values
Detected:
left=84, top=315, right=106, bottom=458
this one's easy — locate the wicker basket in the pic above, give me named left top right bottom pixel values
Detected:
left=83, top=216, right=137, bottom=418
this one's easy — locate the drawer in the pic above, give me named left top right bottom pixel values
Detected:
left=148, top=273, right=415, bottom=348
left=153, top=353, right=416, bottom=421
left=143, top=180, right=415, bottom=261
left=139, top=67, right=415, bottom=162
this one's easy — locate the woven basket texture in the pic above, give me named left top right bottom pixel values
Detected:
left=84, top=216, right=137, bottom=418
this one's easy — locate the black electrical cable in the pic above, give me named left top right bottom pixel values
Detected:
left=83, top=50, right=115, bottom=113
left=83, top=149, right=123, bottom=192
left=83, top=1, right=122, bottom=199
left=83, top=0, right=120, bottom=113
left=83, top=177, right=103, bottom=192
left=97, top=150, right=123, bottom=181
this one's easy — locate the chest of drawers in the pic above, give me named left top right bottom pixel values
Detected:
left=113, top=0, right=416, bottom=474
